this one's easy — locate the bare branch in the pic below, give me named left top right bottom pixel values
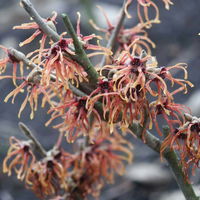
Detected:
left=19, top=122, right=47, bottom=157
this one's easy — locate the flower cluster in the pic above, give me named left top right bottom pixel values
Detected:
left=101, top=51, right=193, bottom=134
left=2, top=0, right=199, bottom=199
left=0, top=46, right=24, bottom=85
left=3, top=132, right=132, bottom=199
left=62, top=132, right=133, bottom=199
left=46, top=95, right=102, bottom=143
left=3, top=137, right=35, bottom=180
left=90, top=0, right=173, bottom=57
left=25, top=149, right=70, bottom=198
left=161, top=114, right=200, bottom=176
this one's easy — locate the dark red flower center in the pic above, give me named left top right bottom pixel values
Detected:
left=58, top=39, right=68, bottom=50
left=190, top=123, right=200, bottom=132
left=131, top=58, right=141, bottom=66
left=99, top=80, right=110, bottom=92
left=54, top=152, right=62, bottom=160
left=126, top=84, right=142, bottom=99
left=130, top=67, right=139, bottom=75
left=77, top=98, right=87, bottom=110
left=23, top=145, right=30, bottom=153
left=47, top=160, right=54, bottom=169
left=159, top=67, right=167, bottom=79
left=51, top=46, right=60, bottom=55
left=156, top=104, right=163, bottom=115
left=8, top=52, right=20, bottom=63
left=174, top=128, right=187, bottom=140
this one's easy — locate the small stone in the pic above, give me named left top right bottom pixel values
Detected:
left=125, top=162, right=172, bottom=187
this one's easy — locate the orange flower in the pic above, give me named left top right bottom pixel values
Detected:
left=89, top=6, right=114, bottom=39
left=69, top=132, right=133, bottom=198
left=26, top=149, right=72, bottom=198
left=146, top=63, right=194, bottom=100
left=4, top=71, right=54, bottom=119
left=126, top=0, right=173, bottom=27
left=137, top=0, right=160, bottom=28
left=101, top=54, right=150, bottom=130
left=102, top=55, right=148, bottom=102
left=150, top=96, right=190, bottom=136
left=3, top=137, right=36, bottom=180
left=161, top=114, right=200, bottom=176
left=118, top=23, right=155, bottom=55
left=86, top=78, right=125, bottom=133
left=26, top=160, right=63, bottom=198
left=41, top=39, right=88, bottom=88
left=46, top=96, right=102, bottom=143
left=0, top=46, right=24, bottom=85
left=87, top=78, right=118, bottom=116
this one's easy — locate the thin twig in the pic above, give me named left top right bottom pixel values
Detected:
left=62, top=13, right=99, bottom=85
left=19, top=122, right=47, bottom=157
left=100, top=0, right=130, bottom=67
left=165, top=151, right=199, bottom=200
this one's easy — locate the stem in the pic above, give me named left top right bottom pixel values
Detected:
left=100, top=0, right=130, bottom=67
left=165, top=150, right=199, bottom=200
left=68, top=82, right=86, bottom=97
left=129, top=123, right=161, bottom=153
left=62, top=13, right=99, bottom=85
left=128, top=124, right=199, bottom=200
left=18, top=122, right=47, bottom=157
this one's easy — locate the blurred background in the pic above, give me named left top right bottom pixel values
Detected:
left=0, top=0, right=200, bottom=200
